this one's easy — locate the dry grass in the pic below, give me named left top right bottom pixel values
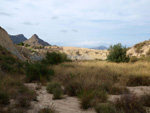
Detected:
left=52, top=61, right=150, bottom=111
left=53, top=61, right=150, bottom=86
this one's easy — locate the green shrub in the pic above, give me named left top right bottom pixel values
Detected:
left=95, top=103, right=124, bottom=113
left=38, top=107, right=56, bottom=113
left=17, top=42, right=24, bottom=46
left=43, top=52, right=68, bottom=65
left=1, top=62, right=14, bottom=72
left=107, top=43, right=129, bottom=62
left=79, top=90, right=107, bottom=109
left=53, top=87, right=63, bottom=99
left=0, top=91, right=10, bottom=106
left=47, top=82, right=63, bottom=99
left=26, top=63, right=54, bottom=82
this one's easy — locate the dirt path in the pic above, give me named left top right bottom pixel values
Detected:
left=26, top=83, right=95, bottom=113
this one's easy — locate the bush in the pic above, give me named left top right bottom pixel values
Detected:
left=127, top=76, right=150, bottom=86
left=79, top=90, right=108, bottom=109
left=47, top=82, right=63, bottom=99
left=140, top=94, right=150, bottom=107
left=53, top=87, right=63, bottom=99
left=38, top=107, right=56, bottom=113
left=130, top=56, right=139, bottom=63
left=115, top=94, right=146, bottom=113
left=107, top=43, right=129, bottom=62
left=108, top=86, right=129, bottom=95
left=95, top=103, right=123, bottom=113
left=26, top=62, right=54, bottom=82
left=43, top=52, right=68, bottom=65
left=0, top=91, right=10, bottom=106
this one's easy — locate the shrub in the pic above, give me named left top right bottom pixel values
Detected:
left=26, top=62, right=54, bottom=82
left=17, top=42, right=24, bottom=46
left=107, top=43, right=129, bottom=62
left=38, top=107, right=56, bottom=113
left=130, top=56, right=139, bottom=63
left=140, top=94, right=150, bottom=107
left=52, top=87, right=63, bottom=99
left=115, top=94, right=146, bottom=113
left=108, top=86, right=129, bottom=95
left=43, top=52, right=68, bottom=65
left=0, top=91, right=10, bottom=106
left=95, top=103, right=123, bottom=113
left=127, top=76, right=150, bottom=86
left=79, top=90, right=108, bottom=109
left=47, top=82, right=63, bottom=99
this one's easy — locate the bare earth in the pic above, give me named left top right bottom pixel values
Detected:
left=26, top=83, right=95, bottom=113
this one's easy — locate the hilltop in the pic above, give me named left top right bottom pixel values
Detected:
left=23, top=34, right=50, bottom=47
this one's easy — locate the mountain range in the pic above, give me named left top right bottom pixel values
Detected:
left=9, top=34, right=27, bottom=44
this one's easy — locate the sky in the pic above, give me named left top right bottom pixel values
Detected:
left=0, top=0, right=150, bottom=48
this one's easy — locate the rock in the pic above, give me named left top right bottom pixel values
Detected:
left=0, top=26, right=25, bottom=60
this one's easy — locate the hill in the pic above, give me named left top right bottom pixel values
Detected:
left=23, top=34, right=50, bottom=47
left=9, top=34, right=27, bottom=44
left=0, top=26, right=24, bottom=60
left=127, top=40, right=150, bottom=57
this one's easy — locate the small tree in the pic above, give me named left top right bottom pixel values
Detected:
left=107, top=43, right=129, bottom=62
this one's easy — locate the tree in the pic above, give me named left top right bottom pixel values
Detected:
left=107, top=43, right=129, bottom=62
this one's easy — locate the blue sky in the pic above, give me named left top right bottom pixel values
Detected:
left=0, top=0, right=150, bottom=48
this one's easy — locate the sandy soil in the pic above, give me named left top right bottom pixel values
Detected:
left=26, top=83, right=95, bottom=113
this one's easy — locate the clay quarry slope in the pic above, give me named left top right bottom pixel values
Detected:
left=0, top=26, right=24, bottom=60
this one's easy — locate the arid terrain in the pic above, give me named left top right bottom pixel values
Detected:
left=0, top=26, right=150, bottom=113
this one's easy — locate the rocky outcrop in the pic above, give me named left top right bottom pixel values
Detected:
left=0, top=26, right=24, bottom=60
left=24, top=34, right=50, bottom=47
left=127, top=40, right=150, bottom=58
left=9, top=34, right=27, bottom=44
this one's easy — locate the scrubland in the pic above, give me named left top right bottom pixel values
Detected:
left=0, top=44, right=150, bottom=113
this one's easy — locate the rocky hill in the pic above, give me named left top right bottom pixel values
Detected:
left=9, top=34, right=27, bottom=44
left=0, top=26, right=24, bottom=60
left=24, top=34, right=50, bottom=47
left=127, top=40, right=150, bottom=57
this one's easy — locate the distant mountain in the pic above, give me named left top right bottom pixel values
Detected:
left=92, top=46, right=108, bottom=50
left=9, top=34, right=27, bottom=44
left=23, top=34, right=50, bottom=46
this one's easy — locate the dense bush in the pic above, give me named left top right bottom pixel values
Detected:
left=43, top=52, right=69, bottom=65
left=26, top=62, right=54, bottom=82
left=107, top=43, right=129, bottom=62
